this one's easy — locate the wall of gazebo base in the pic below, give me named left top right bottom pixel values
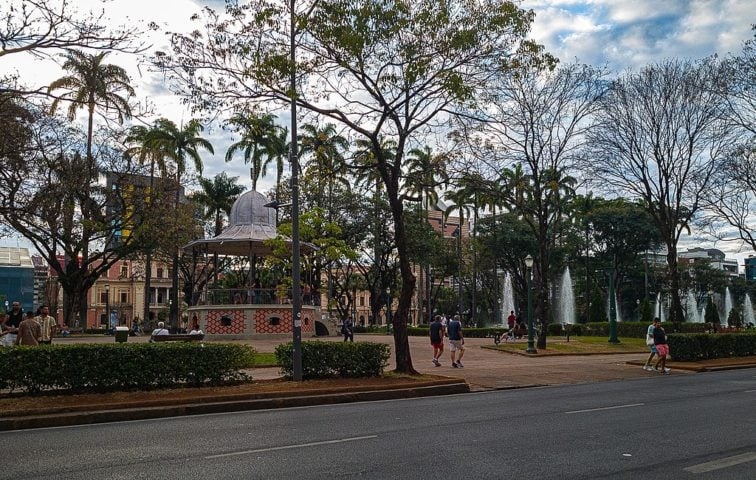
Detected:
left=187, top=305, right=324, bottom=338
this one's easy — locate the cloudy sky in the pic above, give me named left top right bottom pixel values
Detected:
left=3, top=0, right=755, bottom=260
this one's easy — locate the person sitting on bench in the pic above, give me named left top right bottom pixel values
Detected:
left=150, top=322, right=170, bottom=342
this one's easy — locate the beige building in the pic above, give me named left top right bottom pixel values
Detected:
left=87, top=258, right=173, bottom=329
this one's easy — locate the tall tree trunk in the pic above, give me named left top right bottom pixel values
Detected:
left=387, top=184, right=416, bottom=374
left=667, top=243, right=684, bottom=328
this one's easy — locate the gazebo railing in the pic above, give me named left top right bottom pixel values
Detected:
left=200, top=288, right=320, bottom=306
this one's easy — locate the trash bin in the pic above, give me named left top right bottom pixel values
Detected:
left=114, top=326, right=129, bottom=343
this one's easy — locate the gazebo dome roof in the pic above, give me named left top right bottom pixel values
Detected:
left=229, top=189, right=276, bottom=227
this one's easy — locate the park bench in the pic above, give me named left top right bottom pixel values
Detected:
left=151, top=334, right=205, bottom=342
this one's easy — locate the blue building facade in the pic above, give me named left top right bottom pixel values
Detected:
left=0, top=247, right=35, bottom=313
left=745, top=256, right=756, bottom=282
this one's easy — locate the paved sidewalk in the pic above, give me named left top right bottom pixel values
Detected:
left=241, top=335, right=665, bottom=391
left=61, top=333, right=752, bottom=391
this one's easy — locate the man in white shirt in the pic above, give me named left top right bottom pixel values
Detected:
left=36, top=305, right=57, bottom=345
left=150, top=321, right=170, bottom=342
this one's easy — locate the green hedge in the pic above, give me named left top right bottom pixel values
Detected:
left=573, top=321, right=709, bottom=338
left=667, top=333, right=756, bottom=361
left=0, top=343, right=256, bottom=394
left=275, top=341, right=390, bottom=380
left=353, top=325, right=391, bottom=334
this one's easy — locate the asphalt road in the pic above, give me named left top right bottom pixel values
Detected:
left=2, top=369, right=754, bottom=479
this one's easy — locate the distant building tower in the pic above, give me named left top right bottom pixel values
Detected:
left=0, top=247, right=35, bottom=312
left=745, top=256, right=756, bottom=282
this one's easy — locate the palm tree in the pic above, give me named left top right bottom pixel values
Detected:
left=261, top=125, right=289, bottom=210
left=145, top=118, right=214, bottom=329
left=192, top=172, right=245, bottom=285
left=444, top=187, right=473, bottom=318
left=299, top=123, right=350, bottom=213
left=225, top=112, right=285, bottom=190
left=149, top=118, right=212, bottom=179
left=124, top=122, right=167, bottom=326
left=352, top=137, right=396, bottom=324
left=48, top=49, right=134, bottom=325
left=49, top=50, right=134, bottom=169
left=404, top=145, right=449, bottom=212
left=403, top=145, right=449, bottom=323
left=193, top=172, right=246, bottom=236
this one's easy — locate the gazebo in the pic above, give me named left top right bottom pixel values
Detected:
left=184, top=189, right=324, bottom=339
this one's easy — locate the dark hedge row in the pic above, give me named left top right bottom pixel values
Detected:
left=667, top=333, right=756, bottom=361
left=0, top=343, right=256, bottom=394
left=275, top=341, right=390, bottom=379
left=550, top=321, right=711, bottom=338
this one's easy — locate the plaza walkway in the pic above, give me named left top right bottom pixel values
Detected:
left=66, top=333, right=663, bottom=391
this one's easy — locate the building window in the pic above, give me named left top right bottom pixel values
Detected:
left=120, top=292, right=128, bottom=303
left=156, top=267, right=164, bottom=278
left=100, top=291, right=108, bottom=304
left=120, top=264, right=128, bottom=278
left=359, top=296, right=365, bottom=307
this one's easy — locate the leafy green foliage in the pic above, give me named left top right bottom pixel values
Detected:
left=667, top=333, right=756, bottom=361
left=578, top=321, right=708, bottom=338
left=275, top=341, right=390, bottom=379
left=0, top=343, right=255, bottom=394
left=728, top=307, right=743, bottom=328
left=704, top=296, right=720, bottom=325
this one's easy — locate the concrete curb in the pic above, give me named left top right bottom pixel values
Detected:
left=0, top=380, right=469, bottom=431
left=482, top=345, right=648, bottom=356
left=625, top=360, right=756, bottom=373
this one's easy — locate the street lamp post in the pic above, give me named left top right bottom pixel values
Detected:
left=524, top=255, right=537, bottom=354
left=427, top=267, right=433, bottom=325
left=385, top=287, right=391, bottom=334
left=285, top=0, right=303, bottom=380
left=608, top=268, right=620, bottom=344
left=105, top=284, right=110, bottom=334
left=453, top=225, right=462, bottom=318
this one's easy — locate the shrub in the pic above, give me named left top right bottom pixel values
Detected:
left=547, top=323, right=563, bottom=336
left=275, top=341, right=390, bottom=380
left=667, top=333, right=756, bottom=361
left=582, top=321, right=708, bottom=338
left=0, top=343, right=256, bottom=394
left=353, top=325, right=389, bottom=334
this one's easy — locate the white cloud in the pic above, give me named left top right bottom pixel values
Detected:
left=523, top=0, right=753, bottom=71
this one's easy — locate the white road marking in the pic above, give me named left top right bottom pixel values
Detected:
left=744, top=389, right=756, bottom=393
left=564, top=403, right=644, bottom=414
left=205, top=435, right=378, bottom=459
left=684, top=452, right=756, bottom=474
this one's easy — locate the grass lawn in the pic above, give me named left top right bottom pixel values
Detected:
left=487, top=336, right=648, bottom=354
left=251, top=352, right=279, bottom=367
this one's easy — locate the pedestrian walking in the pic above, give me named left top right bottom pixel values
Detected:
left=447, top=314, right=465, bottom=368
left=429, top=315, right=444, bottom=366
left=642, top=317, right=659, bottom=371
left=507, top=310, right=516, bottom=330
left=652, top=319, right=670, bottom=374
left=342, top=316, right=354, bottom=342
